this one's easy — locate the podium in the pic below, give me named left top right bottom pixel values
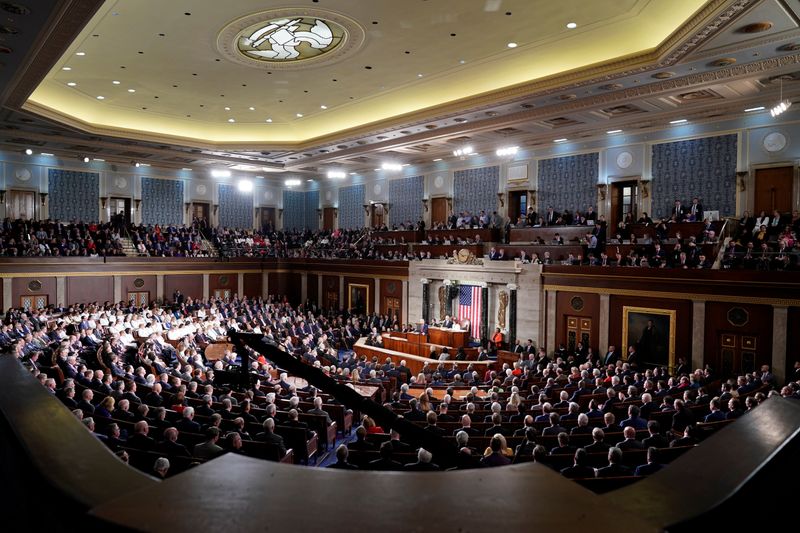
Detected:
left=429, top=327, right=469, bottom=348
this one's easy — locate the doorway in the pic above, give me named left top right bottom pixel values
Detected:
left=370, top=203, right=385, bottom=228
left=192, top=202, right=210, bottom=226
left=260, top=207, right=276, bottom=231
left=127, top=291, right=149, bottom=307
left=110, top=197, right=131, bottom=226
left=610, top=180, right=638, bottom=234
left=431, top=197, right=448, bottom=226
left=323, top=207, right=336, bottom=231
left=754, top=166, right=793, bottom=215
left=8, top=190, right=36, bottom=220
left=565, top=316, right=591, bottom=353
left=508, top=190, right=528, bottom=225
left=719, top=332, right=758, bottom=376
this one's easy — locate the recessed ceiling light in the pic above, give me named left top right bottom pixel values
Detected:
left=75, top=52, right=86, bottom=56
left=433, top=158, right=442, bottom=162
left=554, top=138, right=568, bottom=142
left=306, top=179, right=314, bottom=182
left=417, top=73, right=423, bottom=77
left=566, top=22, right=577, bottom=29
left=459, top=59, right=466, bottom=64
left=237, top=179, right=253, bottom=193
left=606, top=129, right=622, bottom=134
left=41, top=153, right=54, bottom=156
left=320, top=105, right=327, bottom=109
left=182, top=168, right=192, bottom=171
left=112, top=80, right=120, bottom=85
left=224, top=106, right=231, bottom=111
left=285, top=179, right=301, bottom=186
left=93, top=158, right=105, bottom=162
left=265, top=118, right=273, bottom=123
left=82, top=156, right=90, bottom=163
left=24, top=148, right=33, bottom=155
left=496, top=146, right=519, bottom=156
left=669, top=119, right=688, bottom=124
left=249, top=106, right=255, bottom=111
left=227, top=118, right=235, bottom=123
left=507, top=42, right=518, bottom=48
left=211, top=169, right=231, bottom=178
left=67, top=82, right=76, bottom=87
left=296, top=113, right=303, bottom=117
left=745, top=106, right=765, bottom=112
left=62, top=67, right=72, bottom=71
left=127, top=89, right=135, bottom=93
left=96, top=95, right=105, bottom=100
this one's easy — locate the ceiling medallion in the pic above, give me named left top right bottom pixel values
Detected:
left=737, top=22, right=773, bottom=34
left=217, top=9, right=365, bottom=70
left=709, top=58, right=736, bottom=67
left=651, top=72, right=674, bottom=79
left=599, top=83, right=623, bottom=91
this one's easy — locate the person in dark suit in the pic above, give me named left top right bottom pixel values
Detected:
left=328, top=444, right=359, bottom=470
left=513, top=428, right=538, bottom=464
left=641, top=420, right=669, bottom=449
left=285, top=409, right=314, bottom=440
left=561, top=448, right=597, bottom=479
left=175, top=407, right=202, bottom=434
left=550, top=432, right=576, bottom=456
left=158, top=427, right=191, bottom=457
left=585, top=428, right=610, bottom=454
left=77, top=388, right=96, bottom=416
left=193, top=427, right=225, bottom=460
left=703, top=398, right=727, bottom=423
left=368, top=441, right=404, bottom=471
left=602, top=346, right=619, bottom=367
left=423, top=411, right=447, bottom=436
left=633, top=447, right=665, bottom=476
left=615, top=426, right=645, bottom=451
left=595, top=447, right=632, bottom=478
left=481, top=436, right=511, bottom=467
left=484, top=413, right=510, bottom=436
left=254, top=418, right=287, bottom=456
left=126, top=420, right=157, bottom=451
left=619, top=405, right=648, bottom=430
left=688, top=197, right=703, bottom=222
left=672, top=200, right=687, bottom=222
left=542, top=412, right=566, bottom=437
left=347, top=426, right=375, bottom=451
left=454, top=414, right=480, bottom=436
left=404, top=448, right=439, bottom=471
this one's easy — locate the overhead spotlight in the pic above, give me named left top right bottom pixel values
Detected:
left=82, top=156, right=90, bottom=163
left=133, top=161, right=141, bottom=167
left=770, top=77, right=792, bottom=118
left=566, top=22, right=577, bottom=29
left=453, top=146, right=474, bottom=157
left=744, top=106, right=765, bottom=112
left=237, top=179, right=253, bottom=192
left=554, top=138, right=568, bottom=143
left=669, top=119, right=687, bottom=125
left=285, top=178, right=301, bottom=187
left=495, top=146, right=519, bottom=157
left=381, top=162, right=403, bottom=171
left=606, top=129, right=623, bottom=134
left=507, top=42, right=518, bottom=48
left=24, top=148, right=33, bottom=155
left=211, top=169, right=231, bottom=178
left=327, top=170, right=346, bottom=179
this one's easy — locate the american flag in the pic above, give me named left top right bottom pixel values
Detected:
left=457, top=285, right=482, bottom=338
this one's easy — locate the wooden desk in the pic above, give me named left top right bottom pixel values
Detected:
left=205, top=342, right=234, bottom=361
left=426, top=228, right=500, bottom=242
left=371, top=230, right=424, bottom=243
left=410, top=244, right=484, bottom=259
left=429, top=327, right=469, bottom=348
left=382, top=335, right=478, bottom=359
left=509, top=226, right=589, bottom=244
left=354, top=338, right=491, bottom=376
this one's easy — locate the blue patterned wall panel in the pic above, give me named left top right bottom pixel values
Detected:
left=48, top=169, right=99, bottom=222
left=304, top=190, right=319, bottom=231
left=538, top=153, right=599, bottom=214
left=338, top=184, right=365, bottom=229
left=283, top=190, right=319, bottom=230
left=389, top=176, right=423, bottom=227
left=453, top=166, right=499, bottom=216
left=651, top=134, right=737, bottom=218
left=218, top=183, right=253, bottom=229
left=141, top=177, right=184, bottom=226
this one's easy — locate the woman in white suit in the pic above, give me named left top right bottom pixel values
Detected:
left=755, top=210, right=770, bottom=228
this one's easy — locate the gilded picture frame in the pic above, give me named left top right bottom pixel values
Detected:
left=348, top=283, right=370, bottom=314
left=622, top=306, right=676, bottom=370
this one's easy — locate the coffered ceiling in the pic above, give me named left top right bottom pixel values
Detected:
left=1, top=0, right=800, bottom=181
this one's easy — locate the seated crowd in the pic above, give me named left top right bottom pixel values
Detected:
left=0, top=218, right=125, bottom=257
left=4, top=295, right=795, bottom=480
left=129, top=219, right=212, bottom=258
left=721, top=209, right=800, bottom=270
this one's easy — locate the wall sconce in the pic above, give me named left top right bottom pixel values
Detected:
left=446, top=197, right=453, bottom=211
left=422, top=198, right=429, bottom=212
left=185, top=202, right=192, bottom=214
left=363, top=204, right=370, bottom=214
left=134, top=199, right=141, bottom=212
left=597, top=184, right=607, bottom=201
left=278, top=208, right=284, bottom=219
left=39, top=192, right=48, bottom=206
left=528, top=189, right=537, bottom=207
left=101, top=197, right=108, bottom=210
left=333, top=208, right=338, bottom=218
left=640, top=180, right=650, bottom=199
left=0, top=190, right=5, bottom=203
left=317, top=208, right=323, bottom=220
left=213, top=204, right=219, bottom=215
left=736, top=171, right=748, bottom=192
left=497, top=192, right=505, bottom=207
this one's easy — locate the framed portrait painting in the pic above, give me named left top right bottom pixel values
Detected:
left=348, top=283, right=369, bottom=315
left=622, top=306, right=676, bottom=370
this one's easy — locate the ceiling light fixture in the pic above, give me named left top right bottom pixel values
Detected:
left=96, top=96, right=105, bottom=100
left=249, top=106, right=255, bottom=111
left=507, top=42, right=518, bottom=48
left=770, top=78, right=792, bottom=117
left=566, top=22, right=577, bottom=29
left=112, top=80, right=120, bottom=85
left=211, top=169, right=231, bottom=178
left=41, top=153, right=54, bottom=157
left=554, top=138, right=568, bottom=143
left=62, top=67, right=71, bottom=71
left=606, top=129, right=623, bottom=134
left=76, top=52, right=86, bottom=56
left=24, top=148, right=33, bottom=155
left=285, top=178, right=301, bottom=187
left=433, top=158, right=443, bottom=162
left=327, top=170, right=346, bottom=179
left=67, top=82, right=77, bottom=87
left=453, top=146, right=474, bottom=157
left=237, top=179, right=253, bottom=193
left=93, top=158, right=105, bottom=162
left=496, top=146, right=519, bottom=157
left=139, top=163, right=151, bottom=167
left=134, top=161, right=141, bottom=167
left=349, top=172, right=357, bottom=176
left=265, top=118, right=273, bottom=123
left=320, top=105, right=327, bottom=109
left=381, top=162, right=403, bottom=171
left=227, top=118, right=235, bottom=123
left=182, top=168, right=192, bottom=171
left=127, top=89, right=136, bottom=93
left=745, top=106, right=765, bottom=112
left=224, top=106, right=231, bottom=111
left=669, top=119, right=687, bottom=124
left=296, top=113, right=304, bottom=118
left=417, top=73, right=423, bottom=78
left=82, top=156, right=90, bottom=163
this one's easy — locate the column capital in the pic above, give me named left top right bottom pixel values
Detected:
left=420, top=278, right=430, bottom=284
left=506, top=283, right=518, bottom=291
